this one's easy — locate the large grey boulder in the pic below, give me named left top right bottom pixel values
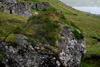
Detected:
left=58, top=25, right=86, bottom=67
left=0, top=25, right=86, bottom=67
left=0, top=35, right=60, bottom=67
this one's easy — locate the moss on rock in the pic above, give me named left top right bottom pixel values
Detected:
left=6, top=34, right=17, bottom=44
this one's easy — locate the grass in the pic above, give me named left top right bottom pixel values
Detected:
left=34, top=0, right=100, bottom=45
left=0, top=11, right=28, bottom=23
left=23, top=0, right=40, bottom=2
left=13, top=26, right=22, bottom=34
left=80, top=61, right=98, bottom=67
left=0, top=10, right=28, bottom=44
left=86, top=44, right=100, bottom=54
left=42, top=7, right=56, bottom=11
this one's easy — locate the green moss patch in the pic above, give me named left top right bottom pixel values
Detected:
left=6, top=34, right=17, bottom=44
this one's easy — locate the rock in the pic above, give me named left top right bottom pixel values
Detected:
left=0, top=2, right=3, bottom=8
left=31, top=3, right=37, bottom=10
left=0, top=25, right=86, bottom=67
left=14, top=34, right=28, bottom=46
left=0, top=42, right=60, bottom=67
left=32, top=12, right=39, bottom=15
left=3, top=2, right=32, bottom=17
left=0, top=1, right=51, bottom=17
left=58, top=25, right=86, bottom=67
left=0, top=0, right=16, bottom=4
left=0, top=0, right=32, bottom=17
left=32, top=2, right=51, bottom=10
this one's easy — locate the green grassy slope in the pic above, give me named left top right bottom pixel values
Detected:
left=36, top=0, right=100, bottom=45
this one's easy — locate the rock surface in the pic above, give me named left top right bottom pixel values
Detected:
left=0, top=0, right=51, bottom=17
left=0, top=36, right=60, bottom=67
left=58, top=25, right=86, bottom=67
left=3, top=2, right=32, bottom=17
left=0, top=25, right=86, bottom=67
left=0, top=0, right=16, bottom=4
left=0, top=0, right=32, bottom=17
left=32, top=2, right=51, bottom=10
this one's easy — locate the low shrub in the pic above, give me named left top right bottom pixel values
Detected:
left=73, top=29, right=84, bottom=39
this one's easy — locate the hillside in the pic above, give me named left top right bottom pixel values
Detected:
left=0, top=0, right=100, bottom=67
left=36, top=0, right=100, bottom=51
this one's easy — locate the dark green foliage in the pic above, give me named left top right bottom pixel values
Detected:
left=6, top=19, right=24, bottom=23
left=42, top=22, right=58, bottom=46
left=61, top=19, right=70, bottom=25
left=43, top=22, right=58, bottom=32
left=81, top=54, right=100, bottom=67
left=47, top=7, right=56, bottom=11
left=61, top=15, right=66, bottom=19
left=37, top=22, right=58, bottom=46
left=28, top=16, right=51, bottom=24
left=46, top=35, right=56, bottom=46
left=60, top=19, right=84, bottom=40
left=54, top=21, right=60, bottom=23
left=28, top=11, right=59, bottom=46
left=42, top=8, right=47, bottom=11
left=32, top=42, right=37, bottom=47
left=23, top=0, right=39, bottom=2
left=73, top=29, right=84, bottom=39
left=0, top=54, right=2, bottom=62
left=42, top=7, right=56, bottom=11
left=0, top=19, right=4, bottom=26
left=13, top=26, right=22, bottom=34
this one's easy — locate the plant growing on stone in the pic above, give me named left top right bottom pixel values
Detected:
left=0, top=54, right=3, bottom=62
left=73, top=29, right=84, bottom=39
